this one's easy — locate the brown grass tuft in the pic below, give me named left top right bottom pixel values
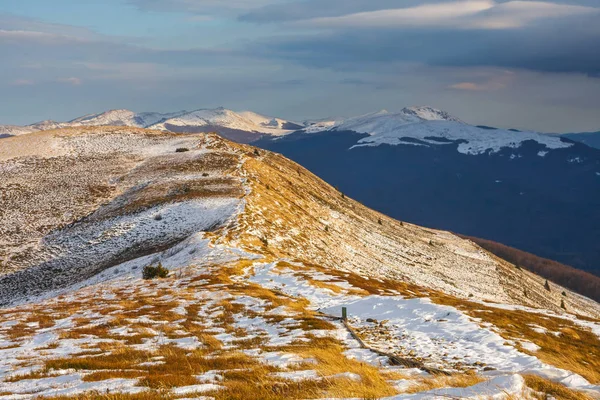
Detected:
left=523, top=374, right=594, bottom=400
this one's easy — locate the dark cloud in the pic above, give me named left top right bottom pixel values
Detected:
left=248, top=11, right=600, bottom=76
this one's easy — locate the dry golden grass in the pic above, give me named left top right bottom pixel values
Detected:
left=59, top=325, right=111, bottom=340
left=404, top=373, right=486, bottom=394
left=271, top=336, right=398, bottom=399
left=208, top=372, right=323, bottom=400
left=138, top=373, right=199, bottom=389
left=523, top=374, right=594, bottom=400
left=82, top=370, right=144, bottom=382
left=5, top=322, right=37, bottom=340
left=45, top=347, right=151, bottom=372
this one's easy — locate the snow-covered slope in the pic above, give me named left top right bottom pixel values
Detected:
left=150, top=107, right=299, bottom=137
left=68, top=109, right=188, bottom=128
left=0, top=109, right=188, bottom=136
left=313, top=107, right=572, bottom=156
left=0, top=125, right=37, bottom=137
left=1, top=127, right=600, bottom=399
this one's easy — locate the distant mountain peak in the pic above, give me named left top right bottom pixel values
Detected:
left=400, top=106, right=463, bottom=123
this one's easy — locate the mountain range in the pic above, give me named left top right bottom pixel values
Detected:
left=1, top=126, right=599, bottom=398
left=0, top=108, right=302, bottom=143
left=2, top=106, right=599, bottom=277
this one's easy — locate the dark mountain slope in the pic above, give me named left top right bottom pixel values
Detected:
left=563, top=131, right=600, bottom=150
left=256, top=131, right=600, bottom=276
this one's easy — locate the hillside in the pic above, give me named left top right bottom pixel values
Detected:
left=1, top=127, right=600, bottom=399
left=256, top=110, right=600, bottom=276
left=459, top=234, right=600, bottom=303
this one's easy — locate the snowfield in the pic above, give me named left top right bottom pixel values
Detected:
left=323, top=108, right=573, bottom=155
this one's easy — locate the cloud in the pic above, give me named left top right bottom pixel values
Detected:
left=448, top=70, right=515, bottom=90
left=250, top=7, right=600, bottom=76
left=57, top=77, right=82, bottom=85
left=10, top=79, right=35, bottom=86
left=0, top=14, right=105, bottom=40
left=300, top=1, right=597, bottom=30
left=129, top=0, right=280, bottom=14
left=449, top=82, right=486, bottom=90
left=241, top=0, right=600, bottom=23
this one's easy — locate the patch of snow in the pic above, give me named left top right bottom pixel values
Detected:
left=388, top=374, right=525, bottom=399
left=273, top=370, right=320, bottom=381
left=171, top=384, right=223, bottom=395
left=519, top=341, right=541, bottom=352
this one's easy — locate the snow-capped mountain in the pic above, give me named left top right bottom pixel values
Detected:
left=0, top=107, right=302, bottom=143
left=67, top=109, right=189, bottom=129
left=310, top=106, right=571, bottom=156
left=150, top=107, right=302, bottom=142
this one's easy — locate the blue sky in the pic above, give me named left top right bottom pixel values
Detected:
left=1, top=0, right=600, bottom=132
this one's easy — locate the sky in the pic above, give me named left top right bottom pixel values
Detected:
left=1, top=0, right=600, bottom=132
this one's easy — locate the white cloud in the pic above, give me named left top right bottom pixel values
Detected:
left=10, top=79, right=35, bottom=86
left=57, top=77, right=83, bottom=85
left=301, top=0, right=598, bottom=30
left=448, top=70, right=515, bottom=91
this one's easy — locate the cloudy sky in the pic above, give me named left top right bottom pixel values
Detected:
left=1, top=0, right=599, bottom=132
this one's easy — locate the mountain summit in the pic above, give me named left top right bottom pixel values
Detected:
left=400, top=106, right=463, bottom=122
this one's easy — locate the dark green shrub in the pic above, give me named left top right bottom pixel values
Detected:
left=176, top=148, right=190, bottom=153
left=143, top=263, right=169, bottom=280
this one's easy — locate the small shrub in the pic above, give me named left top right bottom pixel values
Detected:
left=544, top=280, right=551, bottom=292
left=561, top=299, right=566, bottom=310
left=202, top=172, right=209, bottom=177
left=562, top=291, right=567, bottom=297
left=378, top=218, right=382, bottom=225
left=175, top=147, right=189, bottom=153
left=154, top=214, right=163, bottom=221
left=143, top=263, right=169, bottom=280
left=254, top=149, right=260, bottom=156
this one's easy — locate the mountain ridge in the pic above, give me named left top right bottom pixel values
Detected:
left=1, top=127, right=600, bottom=398
left=1, top=105, right=579, bottom=155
